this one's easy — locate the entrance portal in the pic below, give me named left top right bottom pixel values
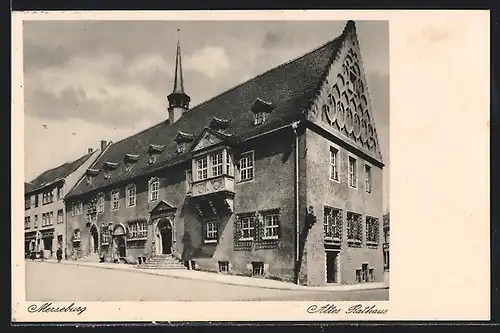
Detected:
left=116, top=236, right=126, bottom=258
left=156, top=219, right=172, bottom=255
left=326, top=251, right=339, bottom=283
left=89, top=225, right=99, bottom=253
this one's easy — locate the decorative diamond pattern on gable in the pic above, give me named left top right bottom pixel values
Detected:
left=309, top=23, right=383, bottom=163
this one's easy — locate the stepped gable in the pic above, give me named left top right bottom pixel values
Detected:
left=67, top=24, right=349, bottom=199
left=26, top=152, right=95, bottom=194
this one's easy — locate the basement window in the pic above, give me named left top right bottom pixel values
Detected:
left=218, top=261, right=229, bottom=273
left=252, top=262, right=264, bottom=276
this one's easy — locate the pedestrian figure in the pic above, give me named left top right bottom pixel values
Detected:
left=39, top=249, right=44, bottom=261
left=56, top=247, right=63, bottom=263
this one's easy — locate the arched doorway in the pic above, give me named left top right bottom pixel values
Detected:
left=89, top=225, right=99, bottom=254
left=113, top=224, right=127, bottom=258
left=156, top=218, right=172, bottom=255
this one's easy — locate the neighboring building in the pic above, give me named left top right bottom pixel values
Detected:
left=65, top=20, right=385, bottom=286
left=24, top=145, right=104, bottom=259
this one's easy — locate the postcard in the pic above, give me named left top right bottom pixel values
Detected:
left=12, top=9, right=490, bottom=323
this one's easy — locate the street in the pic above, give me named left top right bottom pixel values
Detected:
left=25, top=261, right=388, bottom=301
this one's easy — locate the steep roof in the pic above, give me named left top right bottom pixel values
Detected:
left=67, top=21, right=353, bottom=199
left=26, top=152, right=95, bottom=194
left=24, top=182, right=34, bottom=193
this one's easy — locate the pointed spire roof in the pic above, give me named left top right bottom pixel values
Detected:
left=172, top=29, right=185, bottom=94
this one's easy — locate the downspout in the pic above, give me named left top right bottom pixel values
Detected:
left=291, top=121, right=300, bottom=285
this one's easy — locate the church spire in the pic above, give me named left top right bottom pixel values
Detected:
left=172, top=29, right=185, bottom=94
left=167, top=29, right=191, bottom=124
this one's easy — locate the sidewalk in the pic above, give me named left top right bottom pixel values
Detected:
left=38, top=259, right=387, bottom=292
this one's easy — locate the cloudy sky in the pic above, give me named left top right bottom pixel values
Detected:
left=23, top=20, right=389, bottom=211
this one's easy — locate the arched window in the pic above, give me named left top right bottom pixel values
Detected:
left=149, top=177, right=159, bottom=202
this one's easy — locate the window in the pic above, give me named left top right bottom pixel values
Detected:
left=34, top=194, right=39, bottom=208
left=101, top=226, right=110, bottom=245
left=348, top=156, right=357, bottom=188
left=57, top=186, right=64, bottom=200
left=205, top=220, right=218, bottom=243
left=366, top=216, right=379, bottom=246
left=128, top=220, right=147, bottom=240
left=329, top=147, right=339, bottom=181
left=324, top=207, right=343, bottom=243
left=57, top=210, right=64, bottom=224
left=254, top=112, right=266, bottom=125
left=226, top=153, right=233, bottom=176
left=42, top=212, right=54, bottom=227
left=97, top=194, right=105, bottom=213
left=72, top=202, right=83, bottom=216
left=240, top=216, right=256, bottom=241
left=177, top=142, right=187, bottom=154
left=364, top=164, right=372, bottom=194
left=186, top=170, right=192, bottom=193
left=361, top=263, right=371, bottom=282
left=355, top=269, right=362, bottom=283
left=111, top=189, right=120, bottom=210
left=149, top=178, right=159, bottom=202
left=239, top=151, right=254, bottom=181
left=87, top=200, right=97, bottom=215
left=211, top=152, right=223, bottom=177
left=42, top=191, right=54, bottom=205
left=347, top=212, right=362, bottom=246
left=148, top=154, right=159, bottom=165
left=24, top=217, right=30, bottom=229
left=218, top=261, right=229, bottom=273
left=263, top=213, right=280, bottom=240
left=252, top=262, right=264, bottom=276
left=126, top=184, right=136, bottom=207
left=25, top=197, right=31, bottom=210
left=33, top=215, right=38, bottom=228
left=196, top=156, right=208, bottom=181
left=125, top=162, right=134, bottom=172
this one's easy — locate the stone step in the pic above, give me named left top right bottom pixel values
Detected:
left=136, top=255, right=187, bottom=270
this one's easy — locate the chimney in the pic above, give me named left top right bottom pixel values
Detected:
left=88, top=148, right=93, bottom=154
left=101, top=140, right=107, bottom=151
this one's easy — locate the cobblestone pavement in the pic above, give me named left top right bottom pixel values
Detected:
left=25, top=261, right=389, bottom=302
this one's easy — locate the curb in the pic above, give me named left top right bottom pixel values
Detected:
left=35, top=260, right=388, bottom=292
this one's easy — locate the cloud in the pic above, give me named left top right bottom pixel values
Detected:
left=24, top=52, right=167, bottom=127
left=185, top=46, right=231, bottom=78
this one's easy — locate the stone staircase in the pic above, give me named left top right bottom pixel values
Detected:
left=79, top=252, right=101, bottom=263
left=137, top=254, right=187, bottom=270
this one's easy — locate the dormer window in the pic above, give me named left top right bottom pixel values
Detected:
left=124, top=153, right=140, bottom=172
left=174, top=131, right=194, bottom=154
left=103, top=161, right=118, bottom=179
left=251, top=98, right=275, bottom=126
left=148, top=144, right=165, bottom=165
left=85, top=168, right=100, bottom=185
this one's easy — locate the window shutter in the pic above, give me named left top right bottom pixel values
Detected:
left=251, top=217, right=256, bottom=239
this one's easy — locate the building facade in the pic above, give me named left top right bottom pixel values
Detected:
left=24, top=146, right=103, bottom=259
left=64, top=21, right=386, bottom=286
